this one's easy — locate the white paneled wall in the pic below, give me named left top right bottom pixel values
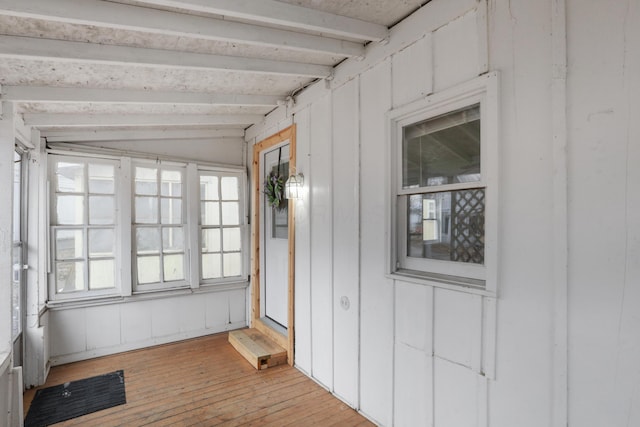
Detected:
left=432, top=10, right=481, bottom=92
left=392, top=35, right=432, bottom=108
left=567, top=1, right=640, bottom=426
left=49, top=289, right=246, bottom=365
left=308, top=94, right=334, bottom=389
left=293, top=107, right=312, bottom=374
left=393, top=282, right=493, bottom=426
left=247, top=0, right=640, bottom=426
left=394, top=282, right=433, bottom=427
left=248, top=1, right=495, bottom=425
left=359, top=59, right=394, bottom=426
left=331, top=78, right=360, bottom=405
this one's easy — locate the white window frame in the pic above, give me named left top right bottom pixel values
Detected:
left=46, top=148, right=249, bottom=304
left=48, top=154, right=123, bottom=301
left=197, top=167, right=247, bottom=286
left=12, top=145, right=27, bottom=341
left=132, top=160, right=190, bottom=293
left=387, top=72, right=499, bottom=293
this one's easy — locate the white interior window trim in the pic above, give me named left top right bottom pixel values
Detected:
left=46, top=148, right=249, bottom=305
left=48, top=154, right=124, bottom=301
left=386, top=72, right=499, bottom=294
left=132, top=159, right=190, bottom=293
left=197, top=166, right=247, bottom=287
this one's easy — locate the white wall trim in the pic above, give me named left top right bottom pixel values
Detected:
left=551, top=0, right=569, bottom=425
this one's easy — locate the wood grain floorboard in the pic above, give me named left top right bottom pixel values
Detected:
left=23, top=332, right=375, bottom=426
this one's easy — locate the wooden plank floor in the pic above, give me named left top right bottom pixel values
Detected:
left=23, top=332, right=374, bottom=426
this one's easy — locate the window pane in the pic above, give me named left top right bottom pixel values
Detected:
left=13, top=151, right=21, bottom=242
left=56, top=195, right=84, bottom=225
left=200, top=175, right=219, bottom=200
left=137, top=256, right=160, bottom=284
left=223, top=253, right=241, bottom=277
left=12, top=243, right=21, bottom=338
left=202, top=253, right=221, bottom=279
left=136, top=227, right=161, bottom=254
left=163, top=254, right=184, bottom=281
left=221, top=177, right=239, bottom=200
left=201, top=201, right=220, bottom=226
left=135, top=196, right=158, bottom=224
left=89, top=195, right=115, bottom=225
left=161, top=198, right=182, bottom=224
left=163, top=227, right=184, bottom=253
left=402, top=105, right=480, bottom=188
left=202, top=228, right=220, bottom=253
left=135, top=167, right=157, bottom=195
left=221, top=202, right=239, bottom=225
left=222, top=227, right=241, bottom=252
left=272, top=205, right=288, bottom=239
left=88, top=164, right=114, bottom=194
left=89, top=260, right=115, bottom=289
left=161, top=170, right=182, bottom=197
left=56, top=261, right=85, bottom=293
left=407, top=189, right=485, bottom=264
left=89, top=228, right=114, bottom=258
left=56, top=229, right=83, bottom=259
left=56, top=162, right=84, bottom=193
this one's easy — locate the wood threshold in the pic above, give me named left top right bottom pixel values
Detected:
left=23, top=333, right=373, bottom=426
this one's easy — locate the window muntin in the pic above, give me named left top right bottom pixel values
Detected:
left=133, top=165, right=186, bottom=290
left=199, top=172, right=243, bottom=282
left=50, top=157, right=118, bottom=298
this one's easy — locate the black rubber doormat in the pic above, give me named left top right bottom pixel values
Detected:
left=24, top=370, right=126, bottom=427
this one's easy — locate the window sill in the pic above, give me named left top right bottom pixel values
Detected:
left=387, top=269, right=496, bottom=297
left=47, top=280, right=249, bottom=310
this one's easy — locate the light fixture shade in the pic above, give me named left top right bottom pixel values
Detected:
left=285, top=173, right=304, bottom=199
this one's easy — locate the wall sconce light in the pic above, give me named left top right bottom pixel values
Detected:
left=285, top=173, right=304, bottom=199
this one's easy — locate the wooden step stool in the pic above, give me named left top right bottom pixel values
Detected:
left=228, top=329, right=287, bottom=370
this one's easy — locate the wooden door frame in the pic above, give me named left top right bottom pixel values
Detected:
left=251, top=124, right=296, bottom=365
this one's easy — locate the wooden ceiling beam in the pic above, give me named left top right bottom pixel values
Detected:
left=3, top=86, right=282, bottom=107
left=0, top=0, right=365, bottom=57
left=133, top=0, right=389, bottom=42
left=23, top=113, right=264, bottom=128
left=42, top=128, right=245, bottom=142
left=0, top=35, right=332, bottom=78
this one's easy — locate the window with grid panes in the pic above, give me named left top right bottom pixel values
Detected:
left=50, top=156, right=119, bottom=299
left=199, top=172, right=243, bottom=283
left=133, top=164, right=187, bottom=291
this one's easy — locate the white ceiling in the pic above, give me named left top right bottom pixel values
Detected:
left=0, top=0, right=428, bottom=142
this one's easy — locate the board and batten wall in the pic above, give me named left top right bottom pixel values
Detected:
left=247, top=1, right=502, bottom=425
left=247, top=0, right=640, bottom=426
left=567, top=1, right=640, bottom=426
left=44, top=137, right=249, bottom=366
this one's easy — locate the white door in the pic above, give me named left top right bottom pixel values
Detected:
left=261, top=144, right=289, bottom=328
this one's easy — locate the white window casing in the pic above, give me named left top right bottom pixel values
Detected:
left=387, top=72, right=499, bottom=294
left=198, top=168, right=247, bottom=286
left=47, top=151, right=247, bottom=304
left=48, top=155, right=123, bottom=301
left=132, top=160, right=189, bottom=293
